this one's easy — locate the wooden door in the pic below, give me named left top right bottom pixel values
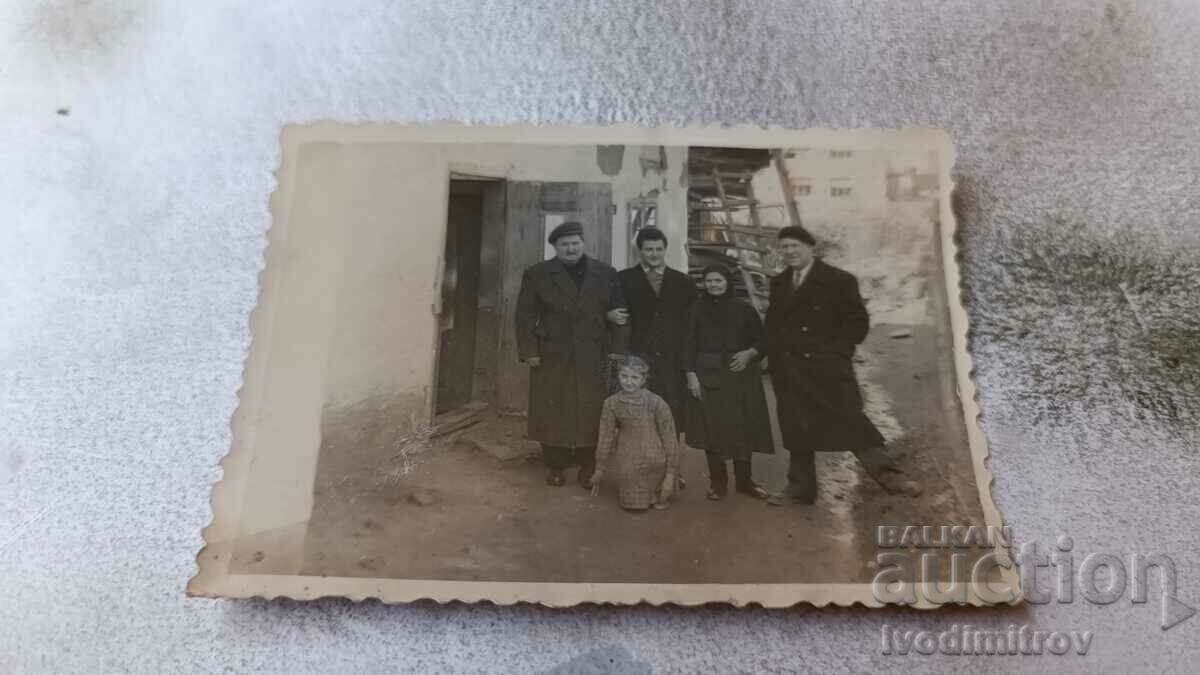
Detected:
left=496, top=181, right=615, bottom=413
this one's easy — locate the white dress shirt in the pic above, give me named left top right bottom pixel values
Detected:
left=791, top=259, right=815, bottom=290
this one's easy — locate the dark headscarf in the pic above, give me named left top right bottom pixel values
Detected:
left=695, top=264, right=745, bottom=352
left=700, top=264, right=736, bottom=302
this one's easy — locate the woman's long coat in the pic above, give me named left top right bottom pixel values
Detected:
left=764, top=258, right=885, bottom=453
left=515, top=256, right=626, bottom=448
left=682, top=294, right=775, bottom=459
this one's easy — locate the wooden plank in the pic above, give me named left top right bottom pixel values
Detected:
left=540, top=183, right=577, bottom=212
left=471, top=181, right=506, bottom=405
left=727, top=225, right=772, bottom=237
left=431, top=400, right=490, bottom=437
left=742, top=181, right=768, bottom=315
left=713, top=168, right=769, bottom=316
left=737, top=258, right=767, bottom=270
left=746, top=180, right=764, bottom=229
left=772, top=148, right=804, bottom=229
left=712, top=168, right=737, bottom=231
left=497, top=181, right=542, bottom=414
left=575, top=182, right=614, bottom=264
left=731, top=243, right=771, bottom=255
left=700, top=223, right=772, bottom=239
left=691, top=202, right=759, bottom=212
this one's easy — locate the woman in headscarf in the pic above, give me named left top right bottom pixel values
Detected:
left=683, top=264, right=775, bottom=500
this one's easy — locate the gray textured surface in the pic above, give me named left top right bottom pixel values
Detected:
left=2, top=1, right=1199, bottom=672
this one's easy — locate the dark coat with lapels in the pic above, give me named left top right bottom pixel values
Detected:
left=765, top=258, right=885, bottom=453
left=617, top=265, right=694, bottom=426
left=516, top=255, right=627, bottom=448
left=682, top=291, right=774, bottom=458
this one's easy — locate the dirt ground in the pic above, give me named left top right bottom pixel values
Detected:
left=292, top=320, right=989, bottom=584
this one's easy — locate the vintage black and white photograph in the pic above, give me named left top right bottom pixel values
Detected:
left=190, top=124, right=1014, bottom=606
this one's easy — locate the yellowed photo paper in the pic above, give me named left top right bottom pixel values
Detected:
left=189, top=124, right=1017, bottom=607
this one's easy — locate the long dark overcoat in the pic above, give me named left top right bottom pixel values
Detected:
left=617, top=265, right=694, bottom=426
left=682, top=293, right=775, bottom=458
left=515, top=256, right=626, bottom=448
left=764, top=258, right=885, bottom=452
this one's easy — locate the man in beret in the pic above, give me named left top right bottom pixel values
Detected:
left=515, top=221, right=628, bottom=487
left=764, top=225, right=922, bottom=505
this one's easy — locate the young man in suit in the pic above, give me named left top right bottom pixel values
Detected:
left=764, top=225, right=922, bottom=505
left=616, top=227, right=694, bottom=490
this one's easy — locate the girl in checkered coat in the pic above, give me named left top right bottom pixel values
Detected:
left=589, top=356, right=680, bottom=511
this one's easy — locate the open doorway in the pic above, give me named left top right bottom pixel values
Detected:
left=435, top=178, right=506, bottom=415
left=435, top=178, right=616, bottom=419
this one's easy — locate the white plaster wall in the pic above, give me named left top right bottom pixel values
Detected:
left=222, top=140, right=686, bottom=569
left=315, top=141, right=685, bottom=408
left=3, top=1, right=1200, bottom=673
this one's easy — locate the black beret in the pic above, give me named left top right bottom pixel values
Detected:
left=777, top=225, right=816, bottom=246
left=548, top=221, right=585, bottom=245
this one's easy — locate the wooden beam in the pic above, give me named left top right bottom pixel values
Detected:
left=739, top=266, right=765, bottom=315
left=746, top=180, right=763, bottom=229
left=431, top=401, right=490, bottom=437
left=712, top=168, right=738, bottom=232
left=727, top=225, right=772, bottom=237
left=771, top=148, right=804, bottom=229
left=691, top=202, right=759, bottom=212
left=730, top=243, right=771, bottom=255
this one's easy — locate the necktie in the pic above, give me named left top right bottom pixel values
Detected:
left=649, top=269, right=663, bottom=296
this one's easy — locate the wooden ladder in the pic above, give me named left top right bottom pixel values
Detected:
left=709, top=169, right=771, bottom=316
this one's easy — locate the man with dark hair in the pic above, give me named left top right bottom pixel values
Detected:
left=516, top=221, right=627, bottom=487
left=617, top=227, right=694, bottom=490
left=764, top=225, right=921, bottom=505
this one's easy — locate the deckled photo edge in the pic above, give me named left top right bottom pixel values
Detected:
left=188, top=124, right=1017, bottom=608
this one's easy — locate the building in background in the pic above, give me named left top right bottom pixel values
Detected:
left=886, top=149, right=941, bottom=201
left=750, top=147, right=892, bottom=226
